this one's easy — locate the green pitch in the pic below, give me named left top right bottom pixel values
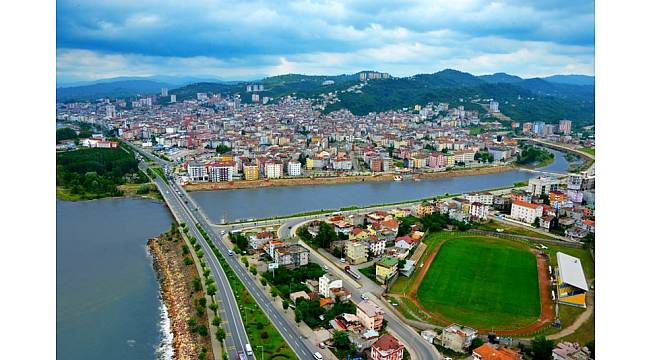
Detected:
left=416, top=236, right=540, bottom=329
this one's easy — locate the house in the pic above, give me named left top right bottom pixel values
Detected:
left=510, top=201, right=544, bottom=224
left=349, top=227, right=369, bottom=241
left=318, top=274, right=343, bottom=298
left=375, top=257, right=399, bottom=283
left=346, top=241, right=368, bottom=264
left=399, top=260, right=416, bottom=277
left=394, top=236, right=415, bottom=251
left=439, top=324, right=477, bottom=353
left=552, top=342, right=592, bottom=360
left=472, top=343, right=522, bottom=360
left=370, top=334, right=405, bottom=360
left=356, top=300, right=385, bottom=330
left=289, top=291, right=310, bottom=303
left=539, top=216, right=558, bottom=231
left=273, top=244, right=310, bottom=269
left=415, top=202, right=436, bottom=217
left=249, top=231, right=273, bottom=250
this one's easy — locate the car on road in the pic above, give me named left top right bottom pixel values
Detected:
left=313, top=352, right=323, bottom=360
left=237, top=352, right=247, bottom=360
left=339, top=258, right=346, bottom=263
left=227, top=249, right=233, bottom=256
left=220, top=230, right=226, bottom=235
left=360, top=293, right=369, bottom=301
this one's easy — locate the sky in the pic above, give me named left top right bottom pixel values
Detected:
left=56, top=0, right=595, bottom=83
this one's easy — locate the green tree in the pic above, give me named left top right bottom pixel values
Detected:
left=282, top=299, right=289, bottom=310
left=332, top=330, right=351, bottom=349
left=531, top=336, right=554, bottom=360
left=197, top=325, right=208, bottom=336
left=212, top=316, right=221, bottom=327
left=216, top=328, right=226, bottom=343
left=207, top=284, right=217, bottom=296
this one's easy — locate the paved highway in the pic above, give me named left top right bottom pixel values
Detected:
left=131, top=144, right=323, bottom=360
left=143, top=163, right=252, bottom=360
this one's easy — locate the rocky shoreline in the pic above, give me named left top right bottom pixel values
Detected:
left=148, top=230, right=214, bottom=360
left=185, top=164, right=517, bottom=192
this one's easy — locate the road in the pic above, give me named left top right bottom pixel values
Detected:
left=131, top=143, right=324, bottom=360
left=141, top=162, right=252, bottom=360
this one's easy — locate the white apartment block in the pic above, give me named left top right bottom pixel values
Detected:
left=207, top=162, right=234, bottom=182
left=528, top=176, right=560, bottom=196
left=318, top=274, right=343, bottom=298
left=287, top=160, right=302, bottom=176
left=188, top=162, right=208, bottom=182
left=470, top=203, right=490, bottom=220
left=510, top=201, right=544, bottom=224
left=265, top=162, right=283, bottom=179
left=463, top=192, right=494, bottom=205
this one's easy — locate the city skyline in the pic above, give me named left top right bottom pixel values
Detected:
left=56, top=0, right=595, bottom=83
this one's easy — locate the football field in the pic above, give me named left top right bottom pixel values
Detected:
left=416, top=235, right=541, bottom=329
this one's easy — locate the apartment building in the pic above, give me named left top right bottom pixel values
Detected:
left=356, top=300, right=385, bottom=330
left=510, top=201, right=544, bottom=224
left=273, top=244, right=309, bottom=268
left=265, top=161, right=283, bottom=179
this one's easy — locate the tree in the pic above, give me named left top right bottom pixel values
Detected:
left=282, top=299, right=289, bottom=310
left=332, top=330, right=351, bottom=350
left=271, top=287, right=278, bottom=298
left=531, top=336, right=554, bottom=360
left=212, top=316, right=221, bottom=327
left=216, top=328, right=226, bottom=343
left=207, top=284, right=217, bottom=296
left=197, top=325, right=208, bottom=336
left=398, top=259, right=406, bottom=270
left=294, top=309, right=303, bottom=323
left=533, top=217, right=541, bottom=228
left=470, top=338, right=485, bottom=351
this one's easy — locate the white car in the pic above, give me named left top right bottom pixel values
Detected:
left=313, top=352, right=323, bottom=360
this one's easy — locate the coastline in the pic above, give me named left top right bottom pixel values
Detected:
left=184, top=164, right=518, bottom=192
left=148, top=231, right=214, bottom=360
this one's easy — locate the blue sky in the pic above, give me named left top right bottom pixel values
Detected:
left=56, top=0, right=595, bottom=83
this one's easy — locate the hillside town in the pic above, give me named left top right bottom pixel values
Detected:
left=56, top=89, right=594, bottom=185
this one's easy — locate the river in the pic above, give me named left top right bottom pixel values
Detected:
left=190, top=148, right=575, bottom=223
left=56, top=147, right=575, bottom=359
left=57, top=198, right=173, bottom=360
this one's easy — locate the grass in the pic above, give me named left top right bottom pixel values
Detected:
left=476, top=220, right=557, bottom=240
left=359, top=265, right=383, bottom=285
left=578, top=147, right=595, bottom=156
left=416, top=235, right=540, bottom=329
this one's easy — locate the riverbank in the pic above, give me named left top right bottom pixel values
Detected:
left=56, top=183, right=161, bottom=201
left=148, top=228, right=214, bottom=360
left=185, top=164, right=517, bottom=192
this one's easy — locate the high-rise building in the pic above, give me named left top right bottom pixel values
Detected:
left=533, top=121, right=546, bottom=135
left=489, top=101, right=499, bottom=113
left=161, top=87, right=168, bottom=96
left=105, top=104, right=116, bottom=119
left=170, top=94, right=176, bottom=103
left=559, top=120, right=572, bottom=135
left=246, top=84, right=252, bottom=92
left=252, top=93, right=260, bottom=103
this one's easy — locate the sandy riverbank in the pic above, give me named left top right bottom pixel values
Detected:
left=148, top=230, right=214, bottom=360
left=184, top=164, right=518, bottom=192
